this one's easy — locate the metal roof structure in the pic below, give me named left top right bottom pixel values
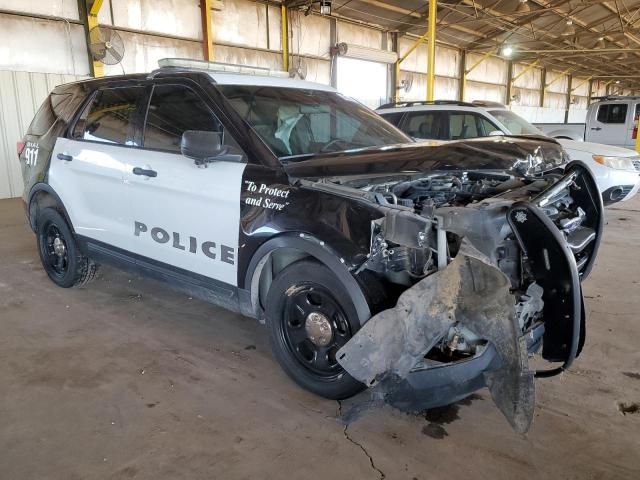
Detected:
left=286, top=0, right=640, bottom=89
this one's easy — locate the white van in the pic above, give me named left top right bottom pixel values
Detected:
left=535, top=96, right=640, bottom=149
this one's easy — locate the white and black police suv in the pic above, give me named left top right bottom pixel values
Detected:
left=19, top=58, right=604, bottom=432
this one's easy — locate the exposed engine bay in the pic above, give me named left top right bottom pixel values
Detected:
left=307, top=164, right=603, bottom=432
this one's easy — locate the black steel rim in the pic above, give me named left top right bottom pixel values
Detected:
left=41, top=222, right=69, bottom=278
left=281, top=284, right=352, bottom=378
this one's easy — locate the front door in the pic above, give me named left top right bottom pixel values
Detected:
left=124, top=83, right=247, bottom=287
left=586, top=102, right=629, bottom=147
left=49, top=86, right=144, bottom=249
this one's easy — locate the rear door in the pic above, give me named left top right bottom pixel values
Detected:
left=49, top=86, right=144, bottom=248
left=586, top=102, right=629, bottom=147
left=125, top=82, right=247, bottom=286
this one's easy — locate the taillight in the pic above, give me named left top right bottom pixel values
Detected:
left=16, top=141, right=26, bottom=158
left=633, top=127, right=638, bottom=140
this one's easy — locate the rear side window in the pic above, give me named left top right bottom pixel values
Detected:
left=402, top=111, right=448, bottom=140
left=379, top=112, right=404, bottom=127
left=27, top=92, right=73, bottom=136
left=596, top=103, right=628, bottom=124
left=143, top=85, right=222, bottom=152
left=72, top=87, right=144, bottom=144
left=449, top=113, right=498, bottom=139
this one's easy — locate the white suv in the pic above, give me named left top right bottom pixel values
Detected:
left=377, top=100, right=640, bottom=205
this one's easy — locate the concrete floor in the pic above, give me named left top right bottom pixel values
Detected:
left=0, top=197, right=639, bottom=480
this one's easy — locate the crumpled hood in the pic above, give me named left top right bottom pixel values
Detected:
left=284, top=136, right=567, bottom=179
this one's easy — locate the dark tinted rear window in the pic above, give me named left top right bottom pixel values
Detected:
left=73, top=87, right=143, bottom=145
left=379, top=112, right=404, bottom=127
left=596, top=103, right=628, bottom=124
left=27, top=93, right=73, bottom=136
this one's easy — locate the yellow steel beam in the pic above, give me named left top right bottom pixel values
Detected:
left=465, top=49, right=493, bottom=75
left=88, top=0, right=104, bottom=77
left=426, top=0, right=437, bottom=101
left=570, top=76, right=593, bottom=93
left=545, top=68, right=573, bottom=89
left=281, top=5, right=289, bottom=72
left=511, top=60, right=540, bottom=83
left=398, top=30, right=430, bottom=65
left=201, top=0, right=214, bottom=61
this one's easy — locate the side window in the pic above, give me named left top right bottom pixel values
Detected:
left=477, top=116, right=500, bottom=136
left=143, top=84, right=242, bottom=157
left=380, top=112, right=404, bottom=127
left=402, top=112, right=447, bottom=140
left=72, top=87, right=143, bottom=144
left=597, top=103, right=628, bottom=124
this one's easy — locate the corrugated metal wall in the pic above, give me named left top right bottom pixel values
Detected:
left=0, top=71, right=86, bottom=199
left=0, top=0, right=633, bottom=198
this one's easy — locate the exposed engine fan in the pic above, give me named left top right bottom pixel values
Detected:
left=89, top=26, right=125, bottom=65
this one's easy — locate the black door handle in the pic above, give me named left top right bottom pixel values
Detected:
left=132, top=167, right=157, bottom=177
left=590, top=127, right=602, bottom=131
left=57, top=153, right=73, bottom=161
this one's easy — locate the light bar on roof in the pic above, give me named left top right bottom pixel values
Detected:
left=158, top=58, right=290, bottom=78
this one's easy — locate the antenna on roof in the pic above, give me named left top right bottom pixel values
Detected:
left=157, top=58, right=290, bottom=78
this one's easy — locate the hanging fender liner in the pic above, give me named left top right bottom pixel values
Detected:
left=336, top=249, right=536, bottom=434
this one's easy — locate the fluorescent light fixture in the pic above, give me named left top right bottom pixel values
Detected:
left=320, top=0, right=331, bottom=15
left=562, top=19, right=576, bottom=36
left=516, top=0, right=530, bottom=13
left=502, top=46, right=514, bottom=57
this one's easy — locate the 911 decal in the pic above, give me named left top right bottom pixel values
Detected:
left=24, top=142, right=39, bottom=167
left=243, top=180, right=290, bottom=211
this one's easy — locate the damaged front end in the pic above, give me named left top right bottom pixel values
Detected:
left=334, top=163, right=603, bottom=433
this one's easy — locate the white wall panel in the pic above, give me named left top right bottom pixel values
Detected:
left=0, top=0, right=79, bottom=20
left=213, top=0, right=268, bottom=49
left=398, top=39, right=459, bottom=77
left=464, top=81, right=505, bottom=103
left=291, top=13, right=331, bottom=57
left=572, top=78, right=589, bottom=96
left=435, top=76, right=459, bottom=100
left=512, top=63, right=541, bottom=90
left=513, top=87, right=540, bottom=107
left=267, top=5, right=282, bottom=51
left=110, top=0, right=201, bottom=39
left=544, top=92, right=566, bottom=109
left=546, top=70, right=568, bottom=94
left=0, top=70, right=85, bottom=199
left=337, top=21, right=382, bottom=49
left=0, top=15, right=89, bottom=75
left=466, top=54, right=506, bottom=84
left=104, top=31, right=201, bottom=75
left=214, top=44, right=282, bottom=71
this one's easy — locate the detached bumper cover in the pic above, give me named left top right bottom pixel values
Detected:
left=338, top=253, right=537, bottom=433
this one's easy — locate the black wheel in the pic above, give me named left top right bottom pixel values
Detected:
left=265, top=260, right=367, bottom=400
left=36, top=208, right=97, bottom=288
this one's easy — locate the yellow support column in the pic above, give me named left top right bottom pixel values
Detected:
left=426, top=0, right=437, bottom=101
left=201, top=0, right=214, bottom=61
left=281, top=5, right=289, bottom=72
left=88, top=0, right=104, bottom=77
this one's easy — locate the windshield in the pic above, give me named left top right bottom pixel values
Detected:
left=488, top=110, right=544, bottom=136
left=217, top=85, right=410, bottom=160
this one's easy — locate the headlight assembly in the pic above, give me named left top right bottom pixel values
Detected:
left=592, top=155, right=636, bottom=171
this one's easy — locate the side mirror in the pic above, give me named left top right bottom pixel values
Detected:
left=180, top=130, right=227, bottom=165
left=489, top=130, right=505, bottom=137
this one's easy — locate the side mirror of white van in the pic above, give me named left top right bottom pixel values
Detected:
left=489, top=130, right=505, bottom=137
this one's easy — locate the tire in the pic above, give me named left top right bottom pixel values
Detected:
left=36, top=208, right=98, bottom=288
left=265, top=259, right=369, bottom=400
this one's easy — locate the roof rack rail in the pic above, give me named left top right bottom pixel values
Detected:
left=377, top=100, right=478, bottom=109
left=152, top=58, right=290, bottom=78
left=591, top=95, right=640, bottom=101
